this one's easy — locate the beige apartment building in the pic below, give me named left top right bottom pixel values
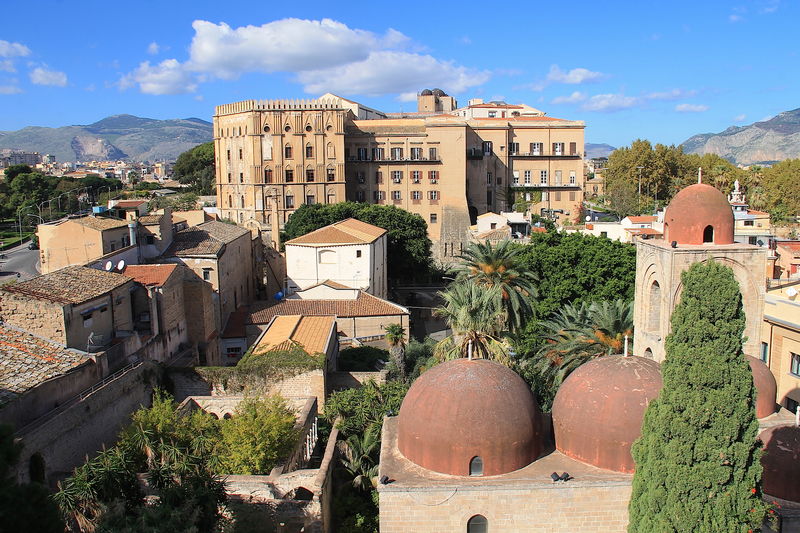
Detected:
left=214, top=91, right=584, bottom=258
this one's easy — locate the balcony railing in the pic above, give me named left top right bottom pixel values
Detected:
left=347, top=156, right=441, bottom=163
left=510, top=151, right=582, bottom=158
left=509, top=182, right=581, bottom=189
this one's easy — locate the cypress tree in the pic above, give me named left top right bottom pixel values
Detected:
left=628, top=260, right=766, bottom=532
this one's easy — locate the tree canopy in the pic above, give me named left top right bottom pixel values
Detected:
left=173, top=141, right=215, bottom=195
left=283, top=202, right=433, bottom=282
left=628, top=261, right=766, bottom=532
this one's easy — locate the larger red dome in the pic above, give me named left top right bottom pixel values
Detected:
left=397, top=358, right=543, bottom=476
left=760, top=424, right=800, bottom=502
left=552, top=355, right=663, bottom=473
left=663, top=183, right=734, bottom=245
left=746, top=355, right=777, bottom=419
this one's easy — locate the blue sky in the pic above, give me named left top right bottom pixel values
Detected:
left=1, top=0, right=798, bottom=147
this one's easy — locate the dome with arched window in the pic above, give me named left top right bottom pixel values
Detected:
left=396, top=358, right=543, bottom=476
left=663, top=183, right=734, bottom=245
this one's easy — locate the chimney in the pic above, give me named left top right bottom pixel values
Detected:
left=127, top=222, right=137, bottom=246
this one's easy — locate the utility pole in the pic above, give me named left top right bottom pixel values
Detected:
left=636, top=166, right=644, bottom=209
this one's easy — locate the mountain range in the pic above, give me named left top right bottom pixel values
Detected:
left=585, top=143, right=616, bottom=159
left=682, top=108, right=800, bottom=165
left=0, top=114, right=213, bottom=162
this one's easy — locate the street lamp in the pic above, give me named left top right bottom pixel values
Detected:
left=636, top=166, right=644, bottom=208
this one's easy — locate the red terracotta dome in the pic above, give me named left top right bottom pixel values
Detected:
left=760, top=424, right=800, bottom=502
left=663, top=183, right=734, bottom=245
left=552, top=355, right=663, bottom=473
left=396, top=358, right=543, bottom=476
left=746, top=355, right=778, bottom=418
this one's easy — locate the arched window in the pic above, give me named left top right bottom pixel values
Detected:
left=467, top=515, right=488, bottom=533
left=644, top=348, right=654, bottom=359
left=703, top=225, right=714, bottom=243
left=228, top=195, right=232, bottom=208
left=223, top=413, right=232, bottom=420
left=240, top=195, right=245, bottom=208
left=327, top=142, right=335, bottom=159
left=29, top=452, right=46, bottom=484
left=306, top=143, right=314, bottom=158
left=284, top=144, right=293, bottom=159
left=648, top=281, right=661, bottom=332
left=469, top=456, right=483, bottom=476
left=319, top=249, right=337, bottom=264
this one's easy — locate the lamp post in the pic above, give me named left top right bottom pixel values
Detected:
left=636, top=166, right=644, bottom=209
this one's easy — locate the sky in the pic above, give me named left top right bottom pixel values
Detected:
left=1, top=0, right=798, bottom=147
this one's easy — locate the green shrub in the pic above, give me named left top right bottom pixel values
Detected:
left=338, top=347, right=388, bottom=371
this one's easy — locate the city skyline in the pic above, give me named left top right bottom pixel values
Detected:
left=1, top=0, right=798, bottom=147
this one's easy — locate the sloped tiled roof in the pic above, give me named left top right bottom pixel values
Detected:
left=138, top=214, right=166, bottom=225
left=114, top=199, right=147, bottom=208
left=285, top=218, right=386, bottom=246
left=123, top=264, right=179, bottom=287
left=0, top=323, right=90, bottom=406
left=221, top=306, right=249, bottom=339
left=627, top=216, right=657, bottom=223
left=2, top=265, right=131, bottom=304
left=248, top=292, right=407, bottom=324
left=71, top=215, right=129, bottom=231
left=164, top=220, right=249, bottom=257
left=253, top=315, right=335, bottom=355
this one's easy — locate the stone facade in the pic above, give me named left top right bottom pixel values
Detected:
left=37, top=216, right=132, bottom=274
left=633, top=239, right=767, bottom=362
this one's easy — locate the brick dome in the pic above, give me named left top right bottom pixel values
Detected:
left=746, top=355, right=777, bottom=419
left=552, top=355, right=663, bottom=473
left=760, top=424, right=800, bottom=502
left=396, top=358, right=543, bottom=476
left=663, top=183, right=734, bottom=245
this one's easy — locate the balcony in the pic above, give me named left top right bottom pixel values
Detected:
left=510, top=151, right=582, bottom=159
left=509, top=182, right=581, bottom=189
left=347, top=156, right=441, bottom=163
left=466, top=148, right=484, bottom=160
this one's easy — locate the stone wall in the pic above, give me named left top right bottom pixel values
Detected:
left=0, top=291, right=67, bottom=344
left=328, top=370, right=388, bottom=392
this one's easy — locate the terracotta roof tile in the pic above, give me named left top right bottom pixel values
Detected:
left=165, top=220, right=249, bottom=257
left=114, top=200, right=147, bottom=208
left=138, top=214, right=165, bottom=225
left=253, top=315, right=335, bottom=355
left=71, top=215, right=129, bottom=231
left=0, top=324, right=90, bottom=406
left=286, top=218, right=386, bottom=246
left=248, top=292, right=407, bottom=324
left=123, top=264, right=179, bottom=287
left=2, top=265, right=132, bottom=304
left=221, top=306, right=249, bottom=338
left=627, top=216, right=657, bottom=223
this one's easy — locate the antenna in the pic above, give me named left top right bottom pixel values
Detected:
left=116, top=259, right=125, bottom=271
left=104, top=260, right=113, bottom=271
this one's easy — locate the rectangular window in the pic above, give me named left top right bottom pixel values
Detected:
left=553, top=142, right=564, bottom=156
left=488, top=111, right=497, bottom=118
left=372, top=147, right=384, bottom=160
left=227, top=149, right=230, bottom=160
left=748, top=236, right=758, bottom=245
left=540, top=170, right=548, bottom=184
left=392, top=171, right=403, bottom=183
left=760, top=342, right=769, bottom=363
left=569, top=171, right=576, bottom=185
left=327, top=167, right=335, bottom=181
left=429, top=190, right=439, bottom=200
left=239, top=148, right=243, bottom=159
left=509, top=142, right=519, bottom=155
left=306, top=145, right=313, bottom=158
left=569, top=191, right=576, bottom=201
left=391, top=190, right=402, bottom=200
left=285, top=195, right=294, bottom=208
left=306, top=194, right=315, bottom=205
left=411, top=147, right=422, bottom=160
left=239, top=172, right=244, bottom=183
left=285, top=169, right=294, bottom=182
left=788, top=398, right=799, bottom=415
left=374, top=191, right=385, bottom=201
left=555, top=191, right=562, bottom=201
left=375, top=171, right=382, bottom=184
left=555, top=170, right=562, bottom=185
left=792, top=353, right=800, bottom=376
left=570, top=142, right=577, bottom=155
left=357, top=147, right=368, bottom=161
left=202, top=268, right=212, bottom=281
left=285, top=145, right=292, bottom=159
left=264, top=169, right=273, bottom=183
left=411, top=191, right=422, bottom=200
left=146, top=235, right=155, bottom=245
left=497, top=176, right=502, bottom=185
left=487, top=172, right=493, bottom=185
left=306, top=169, right=315, bottom=182
left=429, top=170, right=439, bottom=182
left=487, top=190, right=493, bottom=205
left=482, top=141, right=493, bottom=154
left=744, top=220, right=754, bottom=226
left=356, top=190, right=365, bottom=202
left=357, top=171, right=366, bottom=184
left=412, top=170, right=421, bottom=183
left=513, top=171, right=520, bottom=185
left=227, top=173, right=231, bottom=183
left=391, top=147, right=403, bottom=160
left=356, top=250, right=362, bottom=258
left=530, top=142, right=542, bottom=155
left=430, top=213, right=438, bottom=223
left=524, top=170, right=531, bottom=185
left=429, top=147, right=438, bottom=160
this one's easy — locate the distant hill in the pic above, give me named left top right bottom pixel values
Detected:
left=585, top=143, right=615, bottom=159
left=0, top=114, right=213, bottom=162
left=682, top=108, right=800, bottom=165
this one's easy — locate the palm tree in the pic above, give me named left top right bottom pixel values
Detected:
left=531, top=299, right=634, bottom=393
left=452, top=240, right=538, bottom=333
left=434, top=281, right=511, bottom=365
left=383, top=323, right=407, bottom=380
left=339, top=424, right=381, bottom=491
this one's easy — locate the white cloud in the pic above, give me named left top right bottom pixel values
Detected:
left=147, top=42, right=160, bottom=55
left=645, top=88, right=697, bottom=100
left=760, top=0, right=780, bottom=13
left=0, top=40, right=30, bottom=58
left=186, top=18, right=398, bottom=79
left=296, top=51, right=489, bottom=96
left=546, top=65, right=606, bottom=84
left=675, top=103, right=709, bottom=112
left=119, top=59, right=196, bottom=95
left=551, top=91, right=587, bottom=104
left=582, top=93, right=639, bottom=112
left=0, top=60, right=15, bottom=72
left=729, top=14, right=744, bottom=22
left=396, top=92, right=418, bottom=102
left=29, top=67, right=68, bottom=87
left=734, top=113, right=747, bottom=122
left=0, top=84, right=22, bottom=95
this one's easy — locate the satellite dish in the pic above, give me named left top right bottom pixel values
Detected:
left=787, top=287, right=798, bottom=298
left=104, top=261, right=113, bottom=271
left=585, top=215, right=591, bottom=222
left=117, top=260, right=125, bottom=271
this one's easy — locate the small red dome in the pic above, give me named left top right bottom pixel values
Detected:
left=760, top=424, right=800, bottom=502
left=552, top=355, right=663, bottom=473
left=663, top=183, right=734, bottom=245
left=397, top=358, right=543, bottom=476
left=746, top=355, right=777, bottom=419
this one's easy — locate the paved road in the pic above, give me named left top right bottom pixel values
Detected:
left=0, top=243, right=40, bottom=282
